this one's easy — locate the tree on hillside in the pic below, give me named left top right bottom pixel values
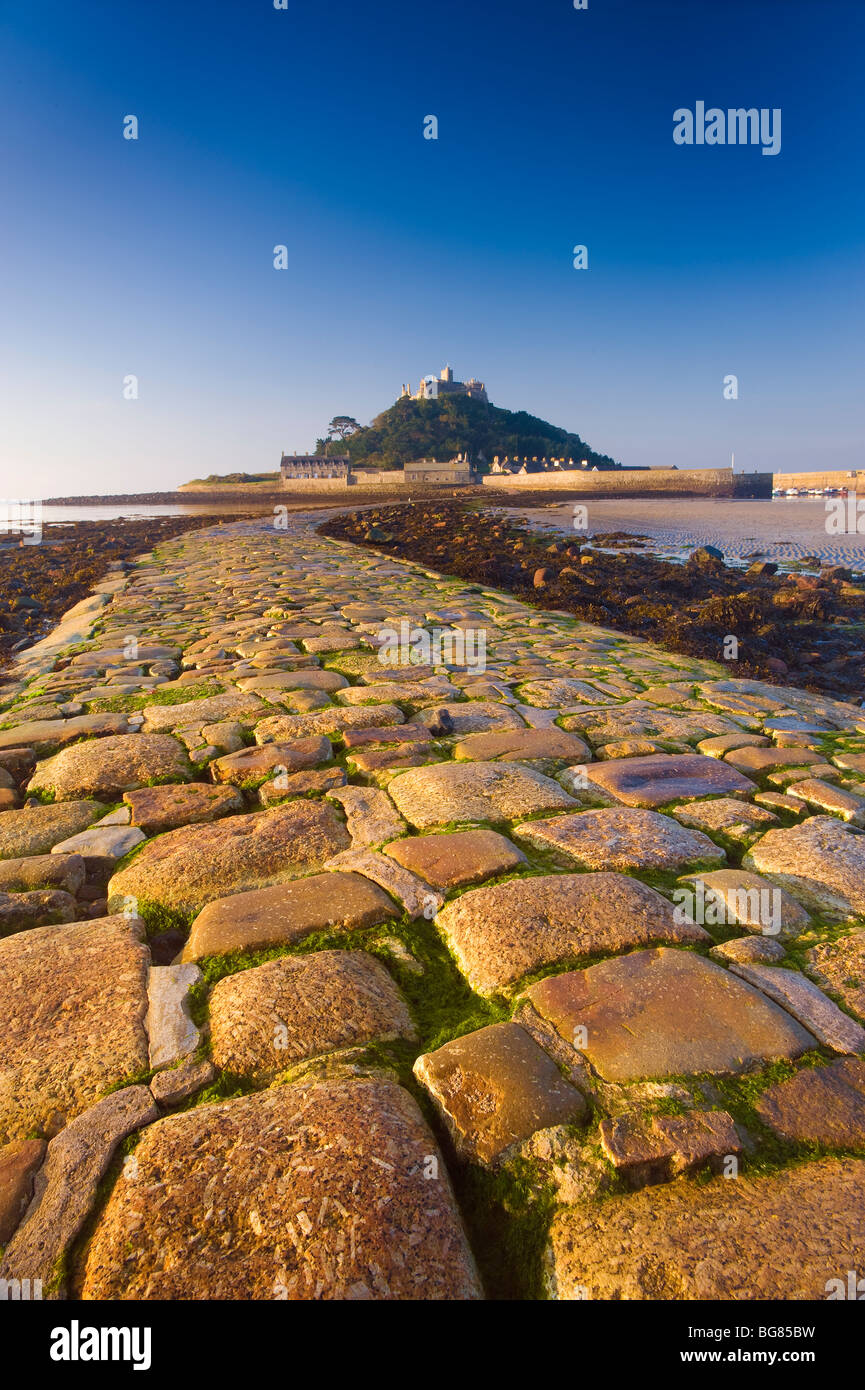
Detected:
left=326, top=416, right=361, bottom=442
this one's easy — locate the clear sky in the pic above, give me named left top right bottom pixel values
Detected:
left=0, top=0, right=863, bottom=495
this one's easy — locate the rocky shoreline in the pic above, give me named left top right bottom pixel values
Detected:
left=319, top=502, right=865, bottom=704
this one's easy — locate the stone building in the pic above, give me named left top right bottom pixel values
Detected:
left=404, top=454, right=475, bottom=485
left=280, top=453, right=350, bottom=482
left=401, top=365, right=488, bottom=404
left=491, top=456, right=581, bottom=474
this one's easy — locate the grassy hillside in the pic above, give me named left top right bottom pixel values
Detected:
left=187, top=472, right=280, bottom=485
left=315, top=395, right=619, bottom=471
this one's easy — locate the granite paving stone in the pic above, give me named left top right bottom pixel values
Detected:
left=723, top=746, right=824, bottom=776
left=0, top=915, right=150, bottom=1142
left=141, top=690, right=271, bottom=732
left=743, top=817, right=865, bottom=917
left=0, top=1138, right=46, bottom=1245
left=387, top=761, right=576, bottom=829
left=209, top=949, right=416, bottom=1077
left=124, top=781, right=244, bottom=833
left=28, top=733, right=192, bottom=802
left=413, top=1021, right=588, bottom=1165
left=384, top=827, right=526, bottom=890
left=211, top=736, right=332, bottom=785
left=709, top=936, right=787, bottom=965
left=322, top=848, right=443, bottom=919
left=108, top=801, right=350, bottom=917
left=755, top=1059, right=865, bottom=1146
left=0, top=713, right=135, bottom=757
left=728, top=962, right=865, bottom=1054
left=804, top=930, right=865, bottom=1022
left=0, top=1086, right=158, bottom=1294
left=525, top=948, right=814, bottom=1081
left=79, top=1079, right=482, bottom=1300
left=254, top=705, right=406, bottom=743
left=326, top=785, right=406, bottom=848
left=182, top=871, right=399, bottom=960
left=0, top=852, right=85, bottom=894
left=581, top=753, right=754, bottom=808
left=0, top=888, right=77, bottom=934
left=598, top=1109, right=741, bottom=1188
left=436, top=874, right=709, bottom=994
left=676, top=867, right=811, bottom=939
left=670, top=797, right=778, bottom=844
left=415, top=702, right=526, bottom=735
left=50, top=825, right=146, bottom=858
left=547, top=1159, right=865, bottom=1300
left=452, top=727, right=591, bottom=766
left=514, top=808, right=726, bottom=872
left=785, top=778, right=865, bottom=825
left=146, top=963, right=202, bottom=1069
left=0, top=801, right=107, bottom=858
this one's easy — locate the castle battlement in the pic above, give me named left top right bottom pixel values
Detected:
left=401, top=365, right=487, bottom=404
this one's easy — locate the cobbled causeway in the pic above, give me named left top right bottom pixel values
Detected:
left=1, top=514, right=864, bottom=1300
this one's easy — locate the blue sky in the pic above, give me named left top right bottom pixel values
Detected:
left=0, top=0, right=862, bottom=494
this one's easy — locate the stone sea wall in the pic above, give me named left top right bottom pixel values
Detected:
left=181, top=473, right=463, bottom=496
left=179, top=468, right=862, bottom=502
left=774, top=470, right=864, bottom=492
left=185, top=468, right=773, bottom=499
left=482, top=468, right=773, bottom=498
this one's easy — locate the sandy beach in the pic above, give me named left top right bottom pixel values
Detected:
left=517, top=496, right=865, bottom=570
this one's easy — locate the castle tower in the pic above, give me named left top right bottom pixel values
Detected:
left=441, top=364, right=453, bottom=383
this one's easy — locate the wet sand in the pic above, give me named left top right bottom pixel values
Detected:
left=517, top=497, right=865, bottom=569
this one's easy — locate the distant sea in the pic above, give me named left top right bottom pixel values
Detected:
left=32, top=504, right=235, bottom=523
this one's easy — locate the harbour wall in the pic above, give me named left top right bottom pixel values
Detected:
left=773, top=470, right=863, bottom=492
left=481, top=468, right=773, bottom=498
left=181, top=468, right=862, bottom=502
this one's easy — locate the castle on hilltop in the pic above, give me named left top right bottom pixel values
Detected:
left=400, top=364, right=488, bottom=404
